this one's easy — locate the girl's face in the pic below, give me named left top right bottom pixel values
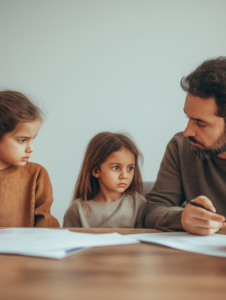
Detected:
left=93, top=147, right=135, bottom=199
left=0, top=119, right=41, bottom=170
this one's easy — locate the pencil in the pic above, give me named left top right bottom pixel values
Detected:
left=189, top=201, right=213, bottom=213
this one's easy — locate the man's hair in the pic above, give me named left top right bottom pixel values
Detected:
left=181, top=57, right=226, bottom=118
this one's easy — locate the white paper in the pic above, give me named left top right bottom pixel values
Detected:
left=18, top=248, right=88, bottom=259
left=0, top=228, right=139, bottom=259
left=128, top=232, right=226, bottom=257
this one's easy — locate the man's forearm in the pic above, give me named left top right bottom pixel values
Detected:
left=144, top=202, right=184, bottom=231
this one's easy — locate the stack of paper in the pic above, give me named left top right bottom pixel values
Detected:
left=128, top=232, right=226, bottom=258
left=0, top=228, right=139, bottom=259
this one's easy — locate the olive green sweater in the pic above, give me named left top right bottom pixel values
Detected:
left=144, top=132, right=226, bottom=231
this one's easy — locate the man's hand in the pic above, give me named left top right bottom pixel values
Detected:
left=181, top=196, right=226, bottom=235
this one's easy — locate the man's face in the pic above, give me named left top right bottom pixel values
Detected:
left=183, top=93, right=226, bottom=159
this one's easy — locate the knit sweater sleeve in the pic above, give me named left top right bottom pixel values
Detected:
left=143, top=136, right=185, bottom=231
left=34, top=166, right=60, bottom=227
left=63, top=200, right=82, bottom=227
left=135, top=194, right=146, bottom=228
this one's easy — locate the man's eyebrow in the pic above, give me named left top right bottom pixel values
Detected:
left=183, top=109, right=208, bottom=123
left=191, top=118, right=208, bottom=123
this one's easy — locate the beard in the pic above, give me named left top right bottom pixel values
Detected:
left=189, top=128, right=226, bottom=160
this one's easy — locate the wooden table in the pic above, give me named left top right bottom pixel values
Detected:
left=1, top=228, right=226, bottom=300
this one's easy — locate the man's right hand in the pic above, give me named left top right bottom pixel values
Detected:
left=181, top=196, right=226, bottom=236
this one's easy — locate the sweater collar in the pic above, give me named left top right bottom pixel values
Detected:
left=0, top=165, right=22, bottom=177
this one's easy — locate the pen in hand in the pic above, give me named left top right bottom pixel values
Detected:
left=189, top=201, right=226, bottom=225
left=189, top=201, right=214, bottom=213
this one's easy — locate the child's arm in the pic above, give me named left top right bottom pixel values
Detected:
left=34, top=166, right=60, bottom=227
left=63, top=201, right=82, bottom=227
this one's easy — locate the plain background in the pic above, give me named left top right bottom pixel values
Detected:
left=0, top=0, right=226, bottom=225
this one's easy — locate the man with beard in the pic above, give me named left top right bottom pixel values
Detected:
left=144, top=57, right=226, bottom=235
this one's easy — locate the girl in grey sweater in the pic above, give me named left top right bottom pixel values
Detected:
left=63, top=132, right=146, bottom=228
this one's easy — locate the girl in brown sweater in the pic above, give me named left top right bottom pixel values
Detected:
left=63, top=132, right=146, bottom=228
left=0, top=90, right=59, bottom=227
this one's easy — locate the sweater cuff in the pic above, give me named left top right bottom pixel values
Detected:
left=144, top=205, right=184, bottom=232
left=154, top=206, right=184, bottom=232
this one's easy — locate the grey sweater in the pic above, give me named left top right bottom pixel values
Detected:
left=63, top=192, right=146, bottom=228
left=144, top=132, right=226, bottom=231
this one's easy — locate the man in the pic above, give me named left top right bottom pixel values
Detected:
left=144, top=57, right=226, bottom=235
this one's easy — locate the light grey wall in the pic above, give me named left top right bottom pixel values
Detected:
left=1, top=0, right=226, bottom=225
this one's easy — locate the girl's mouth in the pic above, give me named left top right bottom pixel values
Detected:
left=22, top=157, right=30, bottom=161
left=118, top=183, right=127, bottom=187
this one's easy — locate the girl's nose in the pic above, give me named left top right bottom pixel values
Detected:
left=26, top=142, right=34, bottom=153
left=120, top=169, right=128, bottom=179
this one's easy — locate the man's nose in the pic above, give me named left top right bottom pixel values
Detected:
left=183, top=120, right=195, bottom=137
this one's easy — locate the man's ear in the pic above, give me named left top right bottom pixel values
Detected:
left=92, top=167, right=100, bottom=178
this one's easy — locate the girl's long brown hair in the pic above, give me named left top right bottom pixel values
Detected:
left=72, top=132, right=143, bottom=204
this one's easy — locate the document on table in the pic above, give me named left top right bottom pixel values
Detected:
left=0, top=228, right=139, bottom=259
left=128, top=232, right=226, bottom=258
left=19, top=247, right=88, bottom=259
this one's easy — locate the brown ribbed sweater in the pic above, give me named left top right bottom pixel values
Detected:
left=0, top=162, right=59, bottom=227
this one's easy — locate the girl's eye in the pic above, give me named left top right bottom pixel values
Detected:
left=127, top=166, right=134, bottom=171
left=19, top=139, right=26, bottom=144
left=112, top=166, right=119, bottom=170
